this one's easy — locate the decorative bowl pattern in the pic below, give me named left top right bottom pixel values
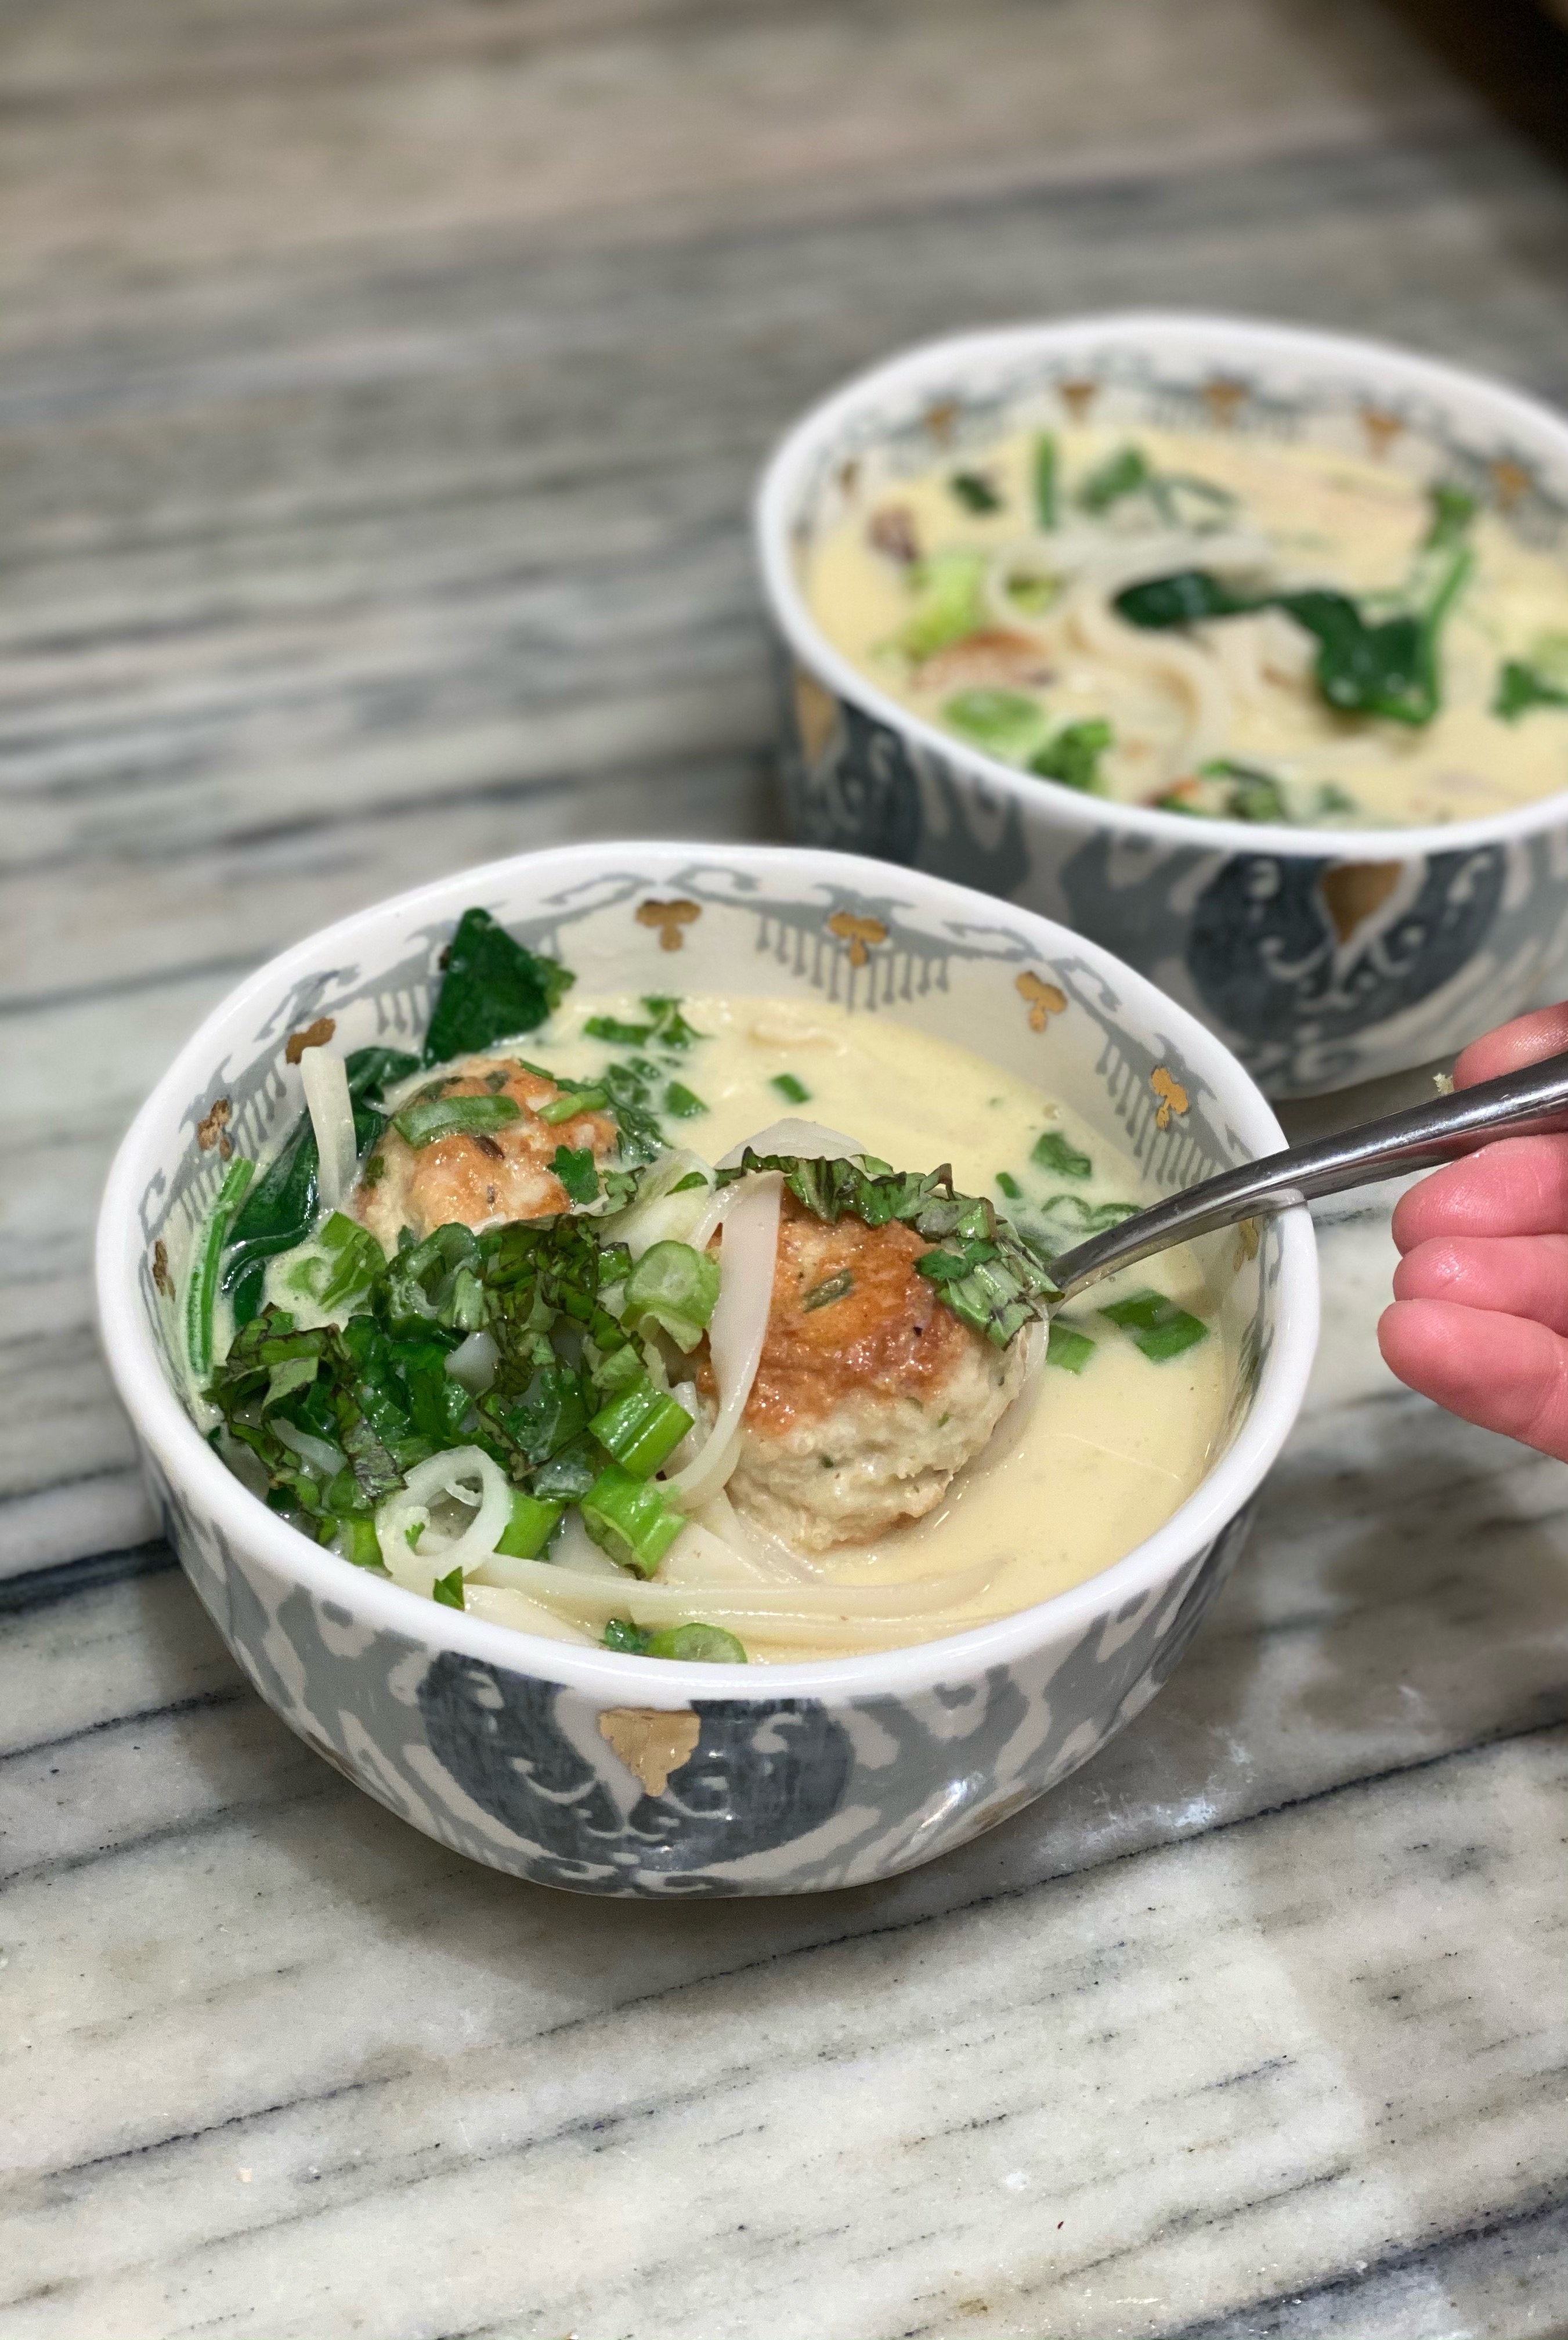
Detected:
left=96, top=844, right=1318, bottom=1896
left=757, top=314, right=1568, bottom=1097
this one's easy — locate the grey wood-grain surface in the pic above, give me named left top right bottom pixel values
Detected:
left=8, top=4, right=1568, bottom=2334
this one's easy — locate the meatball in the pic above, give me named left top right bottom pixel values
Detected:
left=916, top=627, right=1053, bottom=694
left=356, top=1055, right=616, bottom=1245
left=707, top=1193, right=1030, bottom=1552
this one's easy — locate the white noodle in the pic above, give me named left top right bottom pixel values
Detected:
left=300, top=1046, right=358, bottom=1213
left=603, top=1148, right=714, bottom=1260
left=663, top=1172, right=783, bottom=1508
left=1065, top=579, right=1231, bottom=778
left=461, top=1550, right=1001, bottom=1624
left=461, top=1585, right=599, bottom=1645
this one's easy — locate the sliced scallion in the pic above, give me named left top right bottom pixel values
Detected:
left=1046, top=1321, right=1096, bottom=1374
left=603, top=1617, right=746, bottom=1663
left=538, top=1084, right=606, bottom=1125
left=771, top=1072, right=811, bottom=1105
left=494, top=1489, right=564, bottom=1560
left=580, top=1464, right=685, bottom=1577
left=590, top=1377, right=694, bottom=1478
left=620, top=1239, right=721, bottom=1352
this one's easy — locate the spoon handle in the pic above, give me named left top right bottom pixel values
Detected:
left=1048, top=1048, right=1568, bottom=1302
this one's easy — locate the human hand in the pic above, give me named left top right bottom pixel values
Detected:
left=1379, top=1004, right=1568, bottom=1458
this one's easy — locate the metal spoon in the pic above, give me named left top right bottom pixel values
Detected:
left=1047, top=1048, right=1568, bottom=1302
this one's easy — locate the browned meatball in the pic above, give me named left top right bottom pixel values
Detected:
left=356, top=1056, right=616, bottom=1244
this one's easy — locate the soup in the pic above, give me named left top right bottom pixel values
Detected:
left=183, top=911, right=1231, bottom=1664
left=805, top=423, right=1568, bottom=829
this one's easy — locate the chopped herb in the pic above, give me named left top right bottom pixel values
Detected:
left=550, top=1144, right=599, bottom=1206
left=406, top=1519, right=426, bottom=1550
left=1033, top=432, right=1058, bottom=528
left=663, top=1082, right=707, bottom=1119
left=667, top=1171, right=709, bottom=1196
left=802, top=1269, right=855, bottom=1312
left=580, top=1463, right=684, bottom=1577
left=590, top=1377, right=693, bottom=1478
left=583, top=1016, right=652, bottom=1046
left=771, top=1072, right=811, bottom=1106
left=1100, top=1287, right=1208, bottom=1361
left=1032, top=1131, right=1092, bottom=1180
left=620, top=1240, right=720, bottom=1352
left=1494, top=659, right=1568, bottom=721
left=185, top=1157, right=256, bottom=1381
left=431, top=1564, right=465, bottom=1610
left=949, top=469, right=1002, bottom=513
left=1029, top=718, right=1112, bottom=793
left=995, top=1170, right=1023, bottom=1200
left=1201, top=758, right=1288, bottom=824
left=422, top=908, right=573, bottom=1066
left=391, top=1093, right=522, bottom=1150
left=641, top=996, right=704, bottom=1052
left=362, top=1153, right=386, bottom=1186
left=603, top=1616, right=651, bottom=1654
left=1078, top=443, right=1150, bottom=514
left=283, top=1211, right=383, bottom=1313
left=943, top=687, right=1045, bottom=760
left=1046, top=1321, right=1096, bottom=1374
left=718, top=1151, right=1058, bottom=1347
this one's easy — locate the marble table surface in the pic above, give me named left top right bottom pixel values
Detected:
left=7, top=1, right=1568, bottom=2332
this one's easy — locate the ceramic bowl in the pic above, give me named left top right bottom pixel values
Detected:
left=757, top=312, right=1568, bottom=1098
left=96, top=843, right=1317, bottom=1897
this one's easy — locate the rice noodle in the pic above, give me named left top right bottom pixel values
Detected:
left=716, top=1118, right=864, bottom=1169
left=461, top=1584, right=600, bottom=1645
left=1065, top=579, right=1231, bottom=777
left=461, top=1550, right=1002, bottom=1624
left=299, top=1046, right=357, bottom=1213
left=377, top=1445, right=512, bottom=1594
left=663, top=1172, right=782, bottom=1508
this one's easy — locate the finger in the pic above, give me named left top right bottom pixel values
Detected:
left=1391, top=1135, right=1568, bottom=1252
left=1453, top=1002, right=1568, bottom=1091
left=1392, top=1233, right=1568, bottom=1335
left=1379, top=1297, right=1568, bottom=1459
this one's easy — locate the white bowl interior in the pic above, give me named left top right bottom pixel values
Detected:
left=99, top=843, right=1318, bottom=1698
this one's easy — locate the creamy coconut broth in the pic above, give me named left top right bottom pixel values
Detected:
left=806, top=423, right=1568, bottom=829
left=185, top=915, right=1231, bottom=1665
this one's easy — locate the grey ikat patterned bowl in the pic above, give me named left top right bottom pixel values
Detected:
left=96, top=844, right=1317, bottom=1897
left=758, top=314, right=1568, bottom=1097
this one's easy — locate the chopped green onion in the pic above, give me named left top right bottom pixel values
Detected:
left=1078, top=443, right=1149, bottom=513
left=942, top=687, right=1044, bottom=760
left=1033, top=432, right=1058, bottom=528
left=803, top=1269, right=854, bottom=1312
left=494, top=1489, right=564, bottom=1559
left=1029, top=718, right=1112, bottom=795
left=391, top=1094, right=521, bottom=1149
left=620, top=1240, right=720, bottom=1352
left=337, top=1516, right=384, bottom=1568
left=584, top=1016, right=653, bottom=1046
left=771, top=1072, right=811, bottom=1105
left=949, top=470, right=1002, bottom=513
left=186, top=1156, right=256, bottom=1381
left=663, top=1082, right=707, bottom=1119
left=1100, top=1288, right=1208, bottom=1362
left=590, top=1377, right=693, bottom=1477
left=1032, top=1131, right=1092, bottom=1179
left=580, top=1464, right=685, bottom=1577
left=603, top=1617, right=746, bottom=1663
left=431, top=1565, right=465, bottom=1610
left=1046, top=1321, right=1096, bottom=1374
left=995, top=1170, right=1023, bottom=1200
left=551, top=1144, right=599, bottom=1205
left=894, top=548, right=987, bottom=662
left=538, top=1084, right=606, bottom=1124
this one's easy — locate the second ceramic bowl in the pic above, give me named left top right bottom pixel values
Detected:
left=758, top=312, right=1568, bottom=1098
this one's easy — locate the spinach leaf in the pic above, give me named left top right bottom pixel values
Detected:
left=422, top=908, right=574, bottom=1066
left=1114, top=569, right=1255, bottom=627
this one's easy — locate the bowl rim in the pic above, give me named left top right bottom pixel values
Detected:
left=95, top=839, right=1320, bottom=1707
left=754, top=307, right=1568, bottom=861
